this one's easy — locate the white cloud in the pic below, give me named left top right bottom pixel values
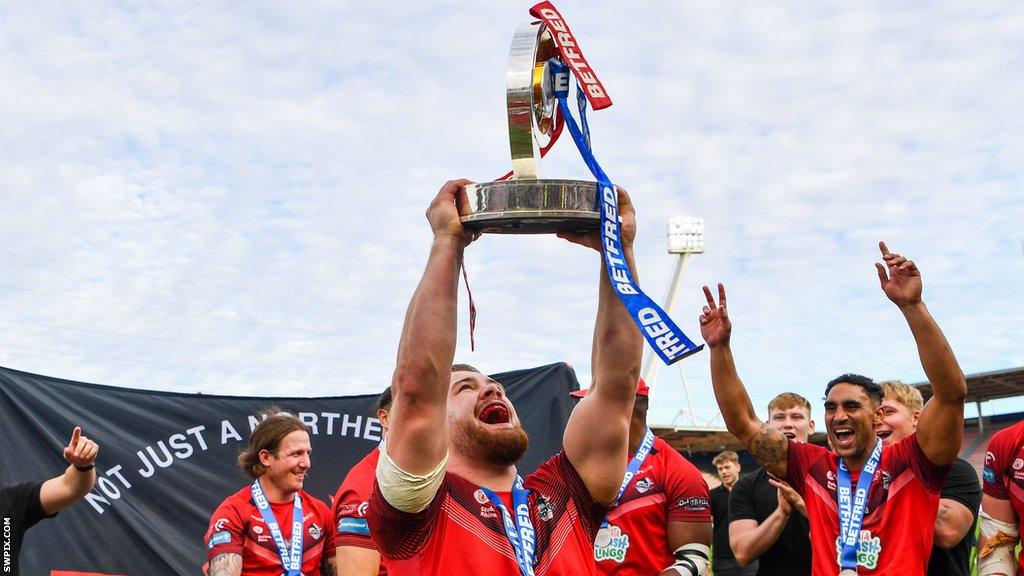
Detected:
left=0, top=1, right=1020, bottom=426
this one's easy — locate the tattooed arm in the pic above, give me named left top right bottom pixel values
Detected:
left=208, top=553, right=242, bottom=576
left=700, top=284, right=788, bottom=477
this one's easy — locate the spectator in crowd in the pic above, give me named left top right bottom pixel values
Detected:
left=205, top=409, right=335, bottom=576
left=570, top=378, right=712, bottom=575
left=729, top=393, right=812, bottom=576
left=977, top=418, right=1024, bottom=575
left=333, top=388, right=392, bottom=576
left=700, top=242, right=967, bottom=575
left=876, top=380, right=980, bottom=576
left=710, top=451, right=757, bottom=576
left=365, top=181, right=676, bottom=576
left=0, top=426, right=98, bottom=576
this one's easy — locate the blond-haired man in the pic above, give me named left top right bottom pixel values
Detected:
left=877, top=380, right=980, bottom=576
left=711, top=451, right=757, bottom=576
left=728, top=393, right=813, bottom=575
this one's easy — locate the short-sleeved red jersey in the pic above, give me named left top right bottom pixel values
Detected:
left=593, top=436, right=711, bottom=575
left=332, top=447, right=387, bottom=576
left=786, top=434, right=949, bottom=575
left=367, top=451, right=607, bottom=576
left=982, top=419, right=1024, bottom=575
left=204, top=485, right=336, bottom=576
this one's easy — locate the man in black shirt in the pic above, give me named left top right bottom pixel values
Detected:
left=2, top=426, right=98, bottom=575
left=710, top=451, right=757, bottom=576
left=728, top=392, right=813, bottom=576
left=876, top=380, right=980, bottom=576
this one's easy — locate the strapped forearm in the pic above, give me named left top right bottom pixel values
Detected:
left=977, top=509, right=1020, bottom=576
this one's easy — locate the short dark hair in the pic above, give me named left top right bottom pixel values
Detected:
left=237, top=408, right=308, bottom=478
left=824, top=373, right=883, bottom=406
left=376, top=387, right=393, bottom=412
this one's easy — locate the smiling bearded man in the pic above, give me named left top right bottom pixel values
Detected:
left=701, top=242, right=967, bottom=575
left=205, top=409, right=336, bottom=576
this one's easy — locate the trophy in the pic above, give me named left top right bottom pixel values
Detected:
left=460, top=20, right=600, bottom=234
left=459, top=3, right=704, bottom=364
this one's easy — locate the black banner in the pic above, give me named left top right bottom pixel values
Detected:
left=0, top=362, right=579, bottom=575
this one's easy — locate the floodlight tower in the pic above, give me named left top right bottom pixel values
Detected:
left=642, top=216, right=704, bottom=426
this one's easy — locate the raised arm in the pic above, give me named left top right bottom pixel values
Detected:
left=700, top=284, right=788, bottom=477
left=39, top=427, right=97, bottom=515
left=385, top=179, right=477, bottom=475
left=559, top=187, right=644, bottom=505
left=875, top=242, right=966, bottom=466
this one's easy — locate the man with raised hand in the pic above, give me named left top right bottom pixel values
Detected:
left=977, top=418, right=1024, bottom=576
left=875, top=380, right=980, bottom=576
left=333, top=388, right=392, bottom=576
left=570, top=378, right=712, bottom=576
left=205, top=410, right=335, bottom=576
left=699, top=242, right=967, bottom=575
left=366, top=179, right=661, bottom=576
left=1, top=426, right=98, bottom=576
left=728, top=393, right=814, bottom=576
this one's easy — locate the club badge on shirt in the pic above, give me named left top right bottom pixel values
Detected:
left=594, top=524, right=630, bottom=563
left=833, top=529, right=882, bottom=570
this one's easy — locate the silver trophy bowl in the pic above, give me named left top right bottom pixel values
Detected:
left=461, top=20, right=601, bottom=234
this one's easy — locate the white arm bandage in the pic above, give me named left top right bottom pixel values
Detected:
left=374, top=439, right=448, bottom=513
left=665, top=543, right=710, bottom=576
left=977, top=509, right=1020, bottom=576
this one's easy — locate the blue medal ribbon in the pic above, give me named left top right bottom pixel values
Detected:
left=480, top=476, right=537, bottom=576
left=548, top=59, right=703, bottom=365
left=836, top=438, right=883, bottom=571
left=251, top=479, right=304, bottom=576
left=602, top=427, right=655, bottom=528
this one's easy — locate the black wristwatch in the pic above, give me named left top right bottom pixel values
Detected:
left=74, top=463, right=95, bottom=472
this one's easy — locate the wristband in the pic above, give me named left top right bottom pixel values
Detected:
left=74, top=463, right=95, bottom=472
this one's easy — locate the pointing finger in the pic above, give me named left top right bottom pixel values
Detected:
left=718, top=283, right=727, bottom=309
left=879, top=241, right=890, bottom=256
left=69, top=427, right=81, bottom=449
left=702, top=285, right=716, bottom=308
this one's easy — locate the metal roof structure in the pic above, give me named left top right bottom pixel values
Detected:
left=914, top=365, right=1024, bottom=404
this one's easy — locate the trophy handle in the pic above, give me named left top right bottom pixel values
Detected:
left=506, top=22, right=559, bottom=180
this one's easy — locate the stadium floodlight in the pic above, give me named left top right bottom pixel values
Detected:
left=668, top=216, right=705, bottom=254
left=643, top=216, right=709, bottom=427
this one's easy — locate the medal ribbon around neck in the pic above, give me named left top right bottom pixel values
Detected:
left=480, top=476, right=537, bottom=576
left=251, top=479, right=304, bottom=576
left=836, top=438, right=883, bottom=572
left=601, top=427, right=655, bottom=528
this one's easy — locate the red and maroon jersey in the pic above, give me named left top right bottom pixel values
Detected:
left=594, top=436, right=711, bottom=575
left=332, top=447, right=387, bottom=576
left=204, top=485, right=336, bottom=576
left=786, top=434, right=950, bottom=575
left=367, top=451, right=607, bottom=576
left=982, top=419, right=1024, bottom=575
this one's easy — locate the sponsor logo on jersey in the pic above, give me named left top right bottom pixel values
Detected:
left=594, top=524, right=630, bottom=563
left=213, top=518, right=230, bottom=531
left=985, top=451, right=996, bottom=467
left=474, top=489, right=490, bottom=504
left=536, top=495, right=554, bottom=521
left=337, top=518, right=371, bottom=535
left=983, top=466, right=996, bottom=484
left=357, top=501, right=369, bottom=517
left=834, top=529, right=881, bottom=570
left=309, top=523, right=323, bottom=540
left=880, top=471, right=891, bottom=491
left=336, top=503, right=359, bottom=516
left=207, top=530, right=232, bottom=549
left=1013, top=458, right=1023, bottom=471
left=252, top=525, right=264, bottom=535
left=677, top=497, right=710, bottom=511
left=634, top=478, right=652, bottom=493
left=480, top=505, right=498, bottom=519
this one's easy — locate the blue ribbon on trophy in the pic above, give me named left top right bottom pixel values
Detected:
left=461, top=2, right=703, bottom=364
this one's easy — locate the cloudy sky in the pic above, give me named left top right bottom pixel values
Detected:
left=1, top=1, right=1021, bottom=425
